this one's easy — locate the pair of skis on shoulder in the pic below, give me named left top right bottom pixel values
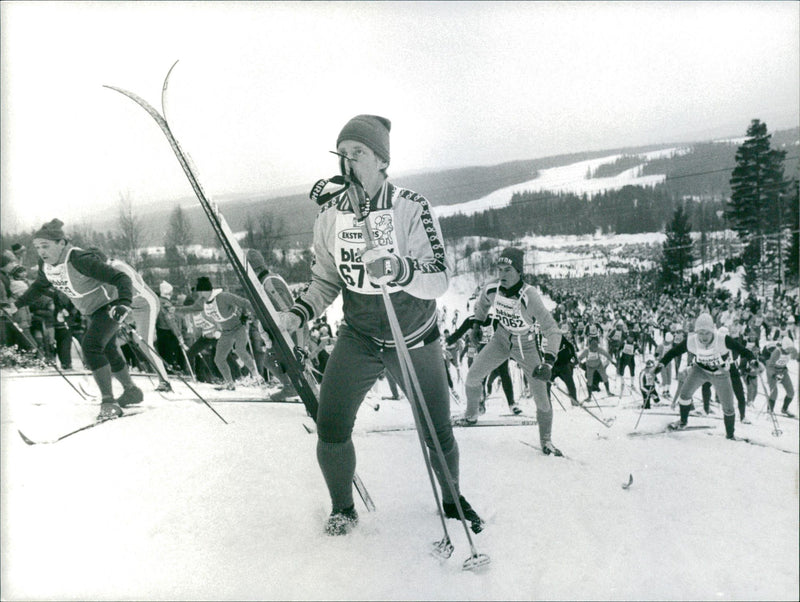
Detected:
left=103, top=62, right=377, bottom=511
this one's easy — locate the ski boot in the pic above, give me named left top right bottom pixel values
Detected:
left=781, top=399, right=795, bottom=418
left=453, top=415, right=478, bottom=427
left=442, top=495, right=484, bottom=534
left=214, top=382, right=236, bottom=391
left=97, top=401, right=123, bottom=421
left=324, top=505, right=359, bottom=536
left=509, top=403, right=523, bottom=415
left=155, top=381, right=172, bottom=393
left=117, top=385, right=144, bottom=408
left=541, top=440, right=563, bottom=457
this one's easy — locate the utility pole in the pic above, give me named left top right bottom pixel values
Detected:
left=777, top=191, right=783, bottom=297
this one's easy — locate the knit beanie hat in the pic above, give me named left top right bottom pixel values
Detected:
left=0, top=252, right=16, bottom=269
left=694, top=313, right=715, bottom=333
left=159, top=281, right=174, bottom=297
left=33, top=219, right=66, bottom=241
left=497, top=247, right=525, bottom=275
left=337, top=115, right=391, bottom=163
left=196, top=276, right=213, bottom=292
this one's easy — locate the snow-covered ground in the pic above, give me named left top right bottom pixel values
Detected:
left=1, top=350, right=797, bottom=601
left=436, top=147, right=689, bottom=218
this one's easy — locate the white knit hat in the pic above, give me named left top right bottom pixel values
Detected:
left=694, top=313, right=715, bottom=333
left=159, top=281, right=174, bottom=297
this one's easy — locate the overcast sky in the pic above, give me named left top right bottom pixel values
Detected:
left=1, top=1, right=798, bottom=234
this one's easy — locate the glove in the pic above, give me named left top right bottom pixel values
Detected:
left=653, top=363, right=663, bottom=375
left=532, top=362, right=552, bottom=381
left=108, top=303, right=132, bottom=324
left=470, top=325, right=482, bottom=344
left=278, top=311, right=302, bottom=333
left=361, top=247, right=402, bottom=286
left=1, top=301, right=18, bottom=315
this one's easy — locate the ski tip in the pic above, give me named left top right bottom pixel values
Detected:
left=17, top=430, right=36, bottom=445
left=622, top=473, right=633, bottom=490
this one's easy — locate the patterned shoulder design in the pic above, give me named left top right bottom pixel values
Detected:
left=397, top=188, right=429, bottom=206
left=317, top=191, right=349, bottom=215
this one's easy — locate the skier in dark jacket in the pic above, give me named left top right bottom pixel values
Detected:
left=15, top=219, right=140, bottom=420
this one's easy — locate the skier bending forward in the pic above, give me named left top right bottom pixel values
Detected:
left=656, top=312, right=755, bottom=439
left=461, top=247, right=563, bottom=455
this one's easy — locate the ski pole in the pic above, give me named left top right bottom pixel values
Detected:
left=122, top=325, right=228, bottom=424
left=346, top=177, right=489, bottom=570
left=755, top=370, right=773, bottom=419
left=756, top=371, right=782, bottom=436
left=553, top=383, right=614, bottom=428
left=633, top=388, right=652, bottom=431
left=1, top=306, right=87, bottom=400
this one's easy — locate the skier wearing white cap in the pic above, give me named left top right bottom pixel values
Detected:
left=655, top=312, right=756, bottom=439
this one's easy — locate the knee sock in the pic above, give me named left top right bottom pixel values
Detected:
left=317, top=439, right=356, bottom=511
left=724, top=413, right=735, bottom=438
left=112, top=366, right=136, bottom=390
left=679, top=403, right=690, bottom=424
left=93, top=364, right=114, bottom=401
left=537, top=408, right=553, bottom=443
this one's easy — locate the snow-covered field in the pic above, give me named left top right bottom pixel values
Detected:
left=1, top=353, right=797, bottom=600
left=436, top=147, right=689, bottom=218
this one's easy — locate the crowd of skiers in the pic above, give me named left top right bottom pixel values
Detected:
left=1, top=113, right=797, bottom=543
left=438, top=271, right=798, bottom=442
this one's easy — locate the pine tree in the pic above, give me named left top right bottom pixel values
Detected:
left=660, top=203, right=694, bottom=290
left=784, top=178, right=799, bottom=281
left=727, top=119, right=787, bottom=292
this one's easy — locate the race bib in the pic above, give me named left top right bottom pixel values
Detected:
left=44, top=263, right=78, bottom=297
left=334, top=211, right=395, bottom=294
left=493, top=294, right=530, bottom=334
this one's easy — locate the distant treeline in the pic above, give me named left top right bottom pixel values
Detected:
left=438, top=128, right=800, bottom=241
left=439, top=183, right=729, bottom=239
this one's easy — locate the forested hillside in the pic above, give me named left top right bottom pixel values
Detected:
left=24, top=127, right=799, bottom=248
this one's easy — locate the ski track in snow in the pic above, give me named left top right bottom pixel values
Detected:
left=1, top=358, right=797, bottom=601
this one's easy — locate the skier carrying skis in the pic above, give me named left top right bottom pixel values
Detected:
left=14, top=219, right=142, bottom=420
left=655, top=312, right=755, bottom=439
left=460, top=247, right=563, bottom=455
left=279, top=114, right=483, bottom=536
